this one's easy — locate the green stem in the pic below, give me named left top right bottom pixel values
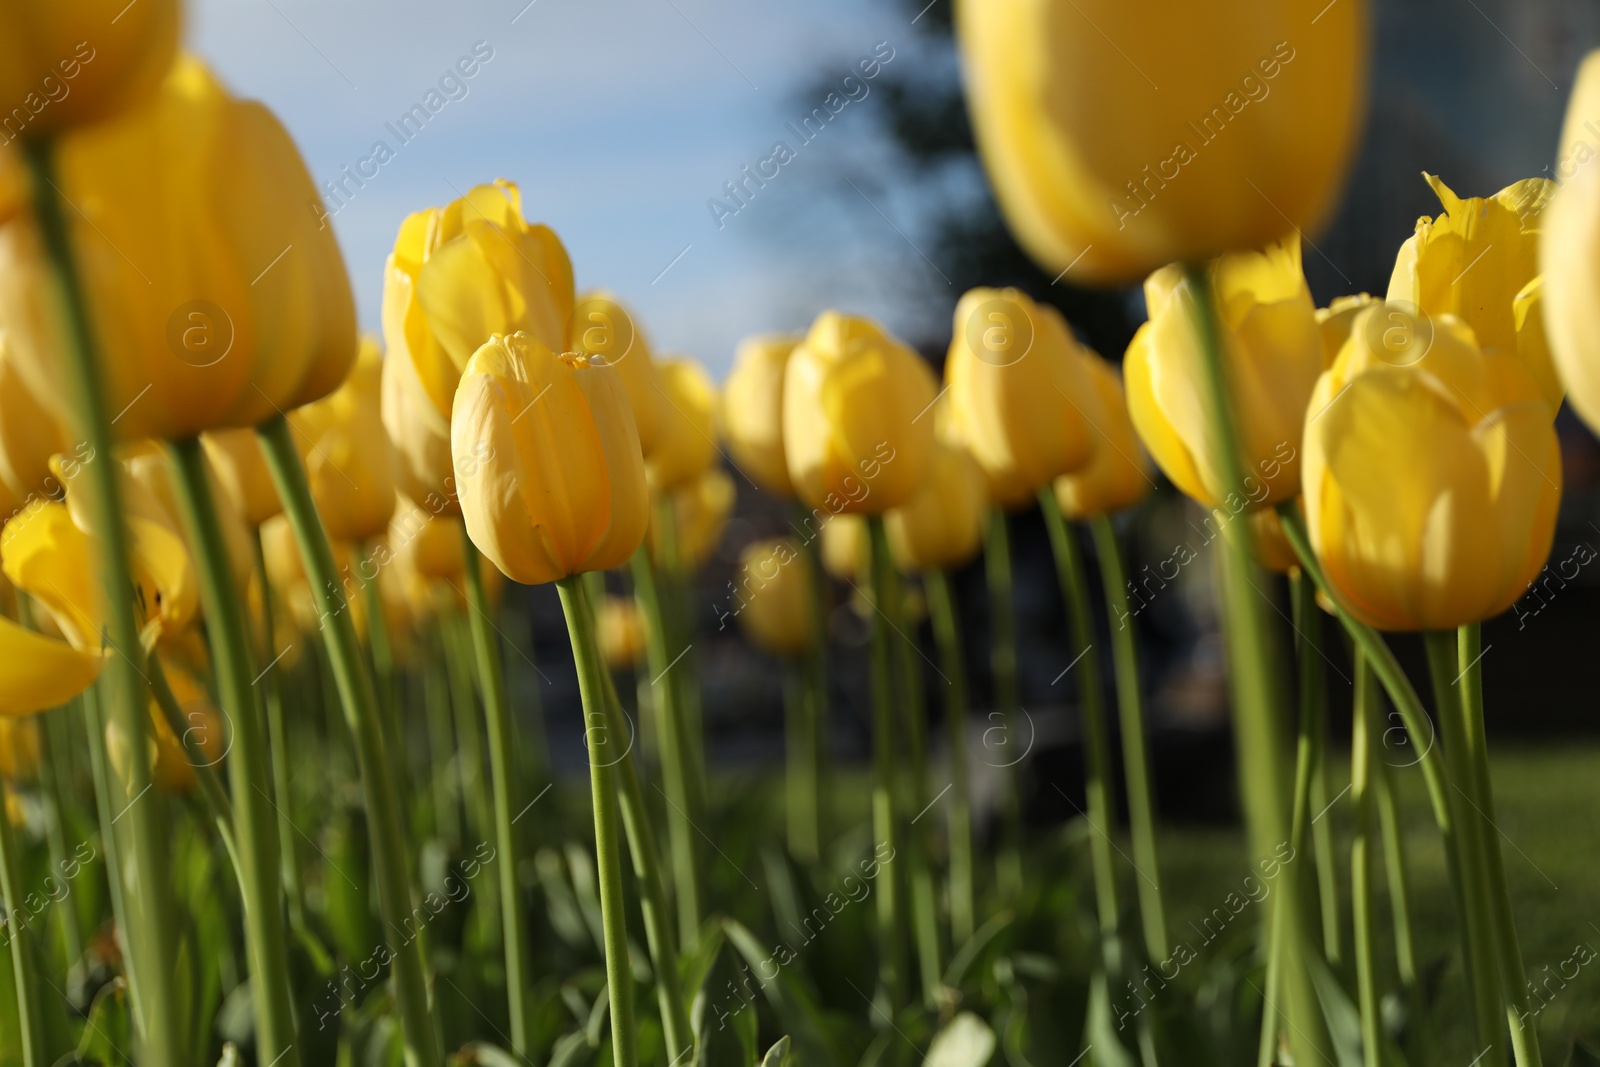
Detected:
left=1089, top=514, right=1169, bottom=963
left=166, top=437, right=300, bottom=1067
left=22, top=138, right=184, bottom=1065
left=1424, top=631, right=1505, bottom=1067
left=146, top=651, right=238, bottom=866
left=461, top=530, right=532, bottom=1057
left=443, top=614, right=494, bottom=856
left=796, top=503, right=831, bottom=859
left=923, top=570, right=975, bottom=948
left=1459, top=625, right=1542, bottom=1067
left=1184, top=263, right=1331, bottom=1065
left=865, top=517, right=907, bottom=1008
left=0, top=752, right=44, bottom=1067
left=423, top=623, right=462, bottom=847
left=80, top=685, right=138, bottom=1024
left=783, top=661, right=819, bottom=866
left=1375, top=725, right=1427, bottom=1059
left=981, top=508, right=1024, bottom=899
left=557, top=575, right=639, bottom=1067
left=1351, top=651, right=1383, bottom=1067
left=252, top=529, right=305, bottom=929
left=257, top=414, right=440, bottom=1067
left=630, top=546, right=703, bottom=949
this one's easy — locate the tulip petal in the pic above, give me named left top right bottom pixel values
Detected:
left=0, top=615, right=104, bottom=716
left=2, top=501, right=102, bottom=650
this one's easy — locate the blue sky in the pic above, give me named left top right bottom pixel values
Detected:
left=189, top=0, right=938, bottom=379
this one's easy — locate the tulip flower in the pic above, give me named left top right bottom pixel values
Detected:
left=0, top=56, right=358, bottom=442
left=0, top=717, right=40, bottom=780
left=722, top=334, right=801, bottom=496
left=452, top=332, right=647, bottom=586
left=1303, top=309, right=1559, bottom=631
left=202, top=428, right=281, bottom=528
left=383, top=348, right=458, bottom=516
left=291, top=337, right=397, bottom=545
left=0, top=333, right=71, bottom=516
left=1315, top=294, right=1378, bottom=369
left=885, top=441, right=986, bottom=573
left=955, top=0, right=1367, bottom=284
left=389, top=497, right=466, bottom=583
left=946, top=288, right=1099, bottom=497
left=598, top=595, right=650, bottom=670
left=1244, top=506, right=1298, bottom=575
left=1054, top=355, right=1154, bottom=521
left=574, top=292, right=665, bottom=457
left=734, top=538, right=816, bottom=658
left=1126, top=236, right=1320, bottom=511
left=651, top=467, right=734, bottom=572
left=1389, top=174, right=1559, bottom=408
left=820, top=513, right=867, bottom=583
left=783, top=311, right=936, bottom=514
left=0, top=0, right=180, bottom=138
left=1542, top=50, right=1600, bottom=436
left=647, top=358, right=718, bottom=492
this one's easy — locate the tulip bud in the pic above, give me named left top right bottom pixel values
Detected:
left=1127, top=236, right=1320, bottom=511
left=651, top=467, right=735, bottom=572
left=734, top=538, right=815, bottom=658
left=946, top=288, right=1098, bottom=495
left=1054, top=355, right=1154, bottom=520
left=574, top=292, right=664, bottom=457
left=598, top=595, right=650, bottom=670
left=886, top=442, right=985, bottom=573
left=452, top=332, right=647, bottom=585
left=0, top=56, right=358, bottom=442
left=1303, top=309, right=1560, bottom=631
left=202, top=428, right=281, bottom=528
left=647, top=358, right=718, bottom=492
left=1542, top=50, right=1600, bottom=437
left=291, top=337, right=397, bottom=545
left=956, top=0, right=1367, bottom=284
left=783, top=311, right=936, bottom=514
left=722, top=334, right=801, bottom=496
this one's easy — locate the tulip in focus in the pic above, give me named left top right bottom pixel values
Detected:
left=1126, top=236, right=1320, bottom=511
left=291, top=337, right=397, bottom=545
left=722, top=334, right=801, bottom=496
left=1054, top=355, right=1154, bottom=521
left=451, top=332, right=647, bottom=586
left=956, top=0, right=1367, bottom=284
left=734, top=538, right=816, bottom=658
left=647, top=357, right=718, bottom=492
left=1304, top=308, right=1560, bottom=631
left=885, top=441, right=986, bottom=573
left=1541, top=50, right=1600, bottom=436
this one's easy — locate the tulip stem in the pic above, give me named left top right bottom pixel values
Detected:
left=460, top=529, right=533, bottom=1057
left=981, top=508, right=1024, bottom=899
left=145, top=650, right=238, bottom=867
left=22, top=138, right=185, bottom=1066
left=257, top=414, right=441, bottom=1067
left=0, top=744, right=45, bottom=1067
left=1089, top=514, right=1170, bottom=964
left=557, top=575, right=639, bottom=1067
left=865, top=516, right=908, bottom=1010
left=80, top=685, right=138, bottom=1021
left=796, top=503, right=831, bottom=862
left=923, top=569, right=975, bottom=949
left=252, top=529, right=306, bottom=930
left=1350, top=651, right=1384, bottom=1067
left=1184, top=263, right=1332, bottom=1065
left=1375, top=737, right=1423, bottom=1050
left=783, top=660, right=819, bottom=866
left=422, top=624, right=462, bottom=847
left=166, top=437, right=301, bottom=1067
left=1459, top=624, right=1543, bottom=1067
left=443, top=613, right=495, bottom=857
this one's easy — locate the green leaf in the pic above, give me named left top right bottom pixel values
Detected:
left=759, top=1036, right=792, bottom=1067
left=722, top=918, right=846, bottom=1067
left=1083, top=971, right=1139, bottom=1067
left=76, top=978, right=134, bottom=1066
left=692, top=937, right=758, bottom=1067
left=925, top=1013, right=997, bottom=1067
left=943, top=911, right=1014, bottom=990
left=547, top=1031, right=594, bottom=1067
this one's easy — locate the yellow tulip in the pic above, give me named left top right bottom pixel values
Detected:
left=0, top=56, right=357, bottom=442
left=647, top=357, right=718, bottom=492
left=946, top=288, right=1097, bottom=494
left=1243, top=506, right=1298, bottom=575
left=260, top=513, right=330, bottom=635
left=0, top=0, right=180, bottom=138
left=733, top=538, right=815, bottom=658
left=1388, top=174, right=1559, bottom=407
left=722, top=334, right=801, bottom=496
left=1314, top=293, right=1378, bottom=369
left=202, top=428, right=280, bottom=528
left=574, top=292, right=664, bottom=456
left=1126, top=236, right=1319, bottom=511
left=382, top=347, right=458, bottom=516
left=598, top=595, right=649, bottom=670
left=652, top=467, right=735, bottom=572
left=0, top=717, right=41, bottom=780
left=388, top=497, right=465, bottom=584
left=886, top=441, right=985, bottom=573
left=290, top=336, right=397, bottom=545
left=1541, top=50, right=1600, bottom=436
left=451, top=332, right=647, bottom=586
left=956, top=0, right=1367, bottom=284
left=783, top=311, right=936, bottom=514
left=1054, top=355, right=1154, bottom=520
left=107, top=662, right=224, bottom=794
left=0, top=332, right=71, bottom=516
left=820, top=513, right=867, bottom=583
left=1304, top=308, right=1559, bottom=631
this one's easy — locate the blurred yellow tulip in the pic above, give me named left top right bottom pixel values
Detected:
left=389, top=497, right=465, bottom=584
left=1304, top=308, right=1559, bottom=631
left=1389, top=174, right=1559, bottom=408
left=652, top=467, right=735, bottom=572
left=820, top=513, right=867, bottom=583
left=1126, top=236, right=1319, bottom=511
left=956, top=0, right=1367, bottom=284
left=121, top=441, right=255, bottom=600
left=1314, top=294, right=1378, bottom=369
left=451, top=332, right=647, bottom=586
left=382, top=347, right=458, bottom=517
left=886, top=441, right=985, bottom=573
left=1542, top=51, right=1600, bottom=436
left=1054, top=355, right=1154, bottom=520
left=733, top=538, right=815, bottom=658
left=783, top=311, right=936, bottom=514
left=0, top=502, right=107, bottom=714
left=202, top=428, right=281, bottom=528
left=574, top=292, right=664, bottom=457
left=722, top=334, right=801, bottom=496
left=946, top=288, right=1097, bottom=494
left=0, top=56, right=357, bottom=442
left=0, top=717, right=40, bottom=780
left=0, top=332, right=71, bottom=516
left=108, top=662, right=224, bottom=794
left=1243, top=505, right=1298, bottom=575
left=598, top=595, right=649, bottom=670
left=291, top=337, right=396, bottom=545
left=647, top=357, right=718, bottom=492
